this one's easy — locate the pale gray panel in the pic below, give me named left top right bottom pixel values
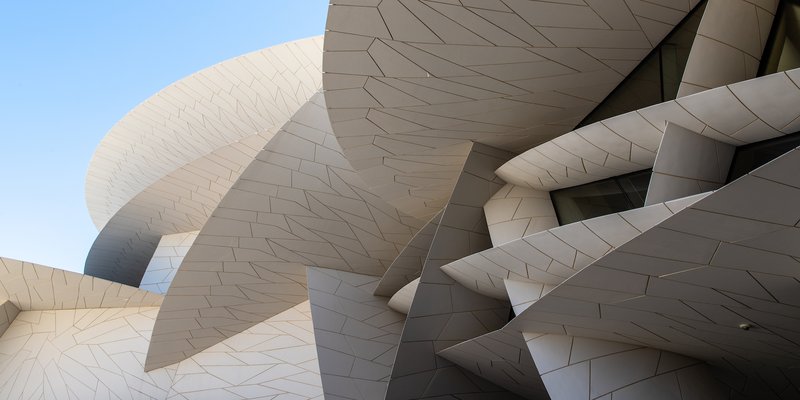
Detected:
left=525, top=333, right=729, bottom=400
left=496, top=68, right=800, bottom=192
left=0, top=257, right=162, bottom=311
left=511, top=148, right=800, bottom=397
left=678, top=0, right=777, bottom=96
left=374, top=210, right=443, bottom=297
left=87, top=37, right=323, bottom=229
left=0, top=307, right=174, bottom=399
left=438, top=329, right=548, bottom=399
left=645, top=122, right=734, bottom=205
left=324, top=1, right=694, bottom=218
left=0, top=301, right=19, bottom=338
left=146, top=93, right=423, bottom=371
left=387, top=278, right=419, bottom=315
left=308, top=267, right=405, bottom=400
left=85, top=134, right=271, bottom=287
left=441, top=197, right=705, bottom=302
left=169, top=301, right=323, bottom=398
left=484, top=184, right=557, bottom=246
left=385, top=143, right=522, bottom=400
left=139, top=231, right=199, bottom=294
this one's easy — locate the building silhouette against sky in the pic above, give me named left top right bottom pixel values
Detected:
left=1, top=1, right=800, bottom=399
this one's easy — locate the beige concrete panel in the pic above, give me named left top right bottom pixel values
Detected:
left=139, top=231, right=200, bottom=295
left=145, top=93, right=423, bottom=371
left=484, top=184, right=557, bottom=246
left=324, top=1, right=696, bottom=219
left=85, top=131, right=273, bottom=286
left=0, top=257, right=163, bottom=310
left=438, top=329, right=548, bottom=399
left=387, top=278, right=418, bottom=315
left=0, top=307, right=173, bottom=399
left=496, top=69, right=800, bottom=192
left=169, top=301, right=323, bottom=399
left=384, top=142, right=521, bottom=400
left=645, top=122, right=735, bottom=205
left=349, top=142, right=474, bottom=220
left=524, top=333, right=728, bottom=400
left=87, top=37, right=323, bottom=230
left=509, top=147, right=800, bottom=393
left=308, top=267, right=404, bottom=399
left=374, top=210, right=442, bottom=297
left=0, top=302, right=322, bottom=400
left=505, top=279, right=555, bottom=317
left=0, top=301, right=19, bottom=338
left=678, top=0, right=778, bottom=96
left=441, top=196, right=707, bottom=301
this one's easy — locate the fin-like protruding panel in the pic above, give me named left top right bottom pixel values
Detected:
left=645, top=122, right=734, bottom=205
left=385, top=143, right=521, bottom=400
left=145, top=93, right=422, bottom=371
left=308, top=267, right=405, bottom=399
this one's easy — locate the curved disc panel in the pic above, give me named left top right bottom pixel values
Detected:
left=145, top=93, right=423, bottom=370
left=86, top=37, right=323, bottom=229
left=323, top=0, right=698, bottom=218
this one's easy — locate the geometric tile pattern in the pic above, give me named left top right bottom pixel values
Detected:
left=506, top=279, right=557, bottom=318
left=441, top=193, right=709, bottom=300
left=510, top=147, right=800, bottom=391
left=168, top=301, right=322, bottom=400
left=384, top=143, right=518, bottom=400
left=0, top=301, right=19, bottom=338
left=0, top=302, right=323, bottom=400
left=139, top=232, right=200, bottom=295
left=323, top=0, right=698, bottom=218
left=86, top=37, right=323, bottom=230
left=438, top=329, right=547, bottom=399
left=483, top=183, right=557, bottom=246
left=6, top=3, right=796, bottom=399
left=678, top=0, right=777, bottom=96
left=0, top=257, right=163, bottom=311
left=373, top=210, right=442, bottom=297
left=0, top=307, right=174, bottom=400
left=85, top=133, right=272, bottom=286
left=645, top=122, right=735, bottom=205
left=524, top=333, right=728, bottom=400
left=496, top=68, right=800, bottom=191
left=145, top=93, right=423, bottom=371
left=308, top=267, right=405, bottom=400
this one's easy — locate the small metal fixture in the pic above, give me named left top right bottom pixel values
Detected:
left=738, top=323, right=752, bottom=331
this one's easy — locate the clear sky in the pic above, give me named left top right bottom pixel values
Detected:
left=0, top=1, right=328, bottom=273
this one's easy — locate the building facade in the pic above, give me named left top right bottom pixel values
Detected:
left=2, top=1, right=800, bottom=399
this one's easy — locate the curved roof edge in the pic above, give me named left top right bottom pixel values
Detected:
left=86, top=36, right=323, bottom=230
left=83, top=131, right=274, bottom=286
left=496, top=68, right=800, bottom=191
left=322, top=1, right=699, bottom=218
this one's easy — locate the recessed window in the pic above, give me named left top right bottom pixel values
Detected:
left=550, top=170, right=652, bottom=225
left=727, top=132, right=800, bottom=182
left=577, top=2, right=706, bottom=127
left=759, top=0, right=800, bottom=75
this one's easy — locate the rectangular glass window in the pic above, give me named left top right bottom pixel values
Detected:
left=550, top=170, right=652, bottom=225
left=727, top=132, right=800, bottom=182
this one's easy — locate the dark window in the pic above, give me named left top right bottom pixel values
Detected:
left=727, top=131, right=800, bottom=182
left=759, top=0, right=800, bottom=75
left=550, top=170, right=652, bottom=225
left=577, top=2, right=706, bottom=127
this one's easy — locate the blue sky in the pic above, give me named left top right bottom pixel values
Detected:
left=0, top=1, right=328, bottom=273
